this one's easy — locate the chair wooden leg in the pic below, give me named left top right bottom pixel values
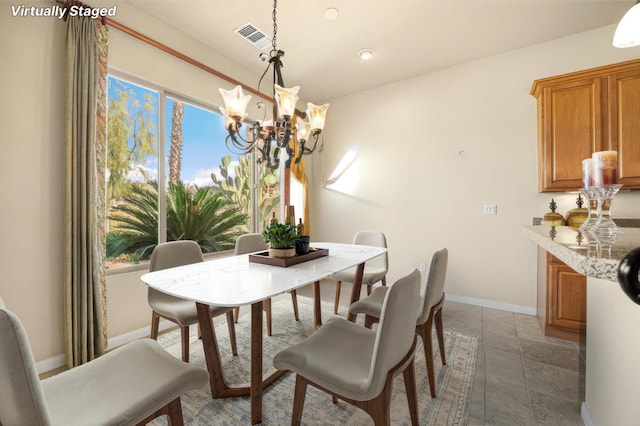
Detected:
left=290, top=290, right=299, bottom=321
left=402, top=358, right=419, bottom=426
left=382, top=277, right=387, bottom=286
left=226, top=310, right=238, bottom=356
left=150, top=311, right=160, bottom=340
left=363, top=392, right=391, bottom=426
left=233, top=307, right=240, bottom=323
left=165, top=397, right=184, bottom=426
left=434, top=306, right=446, bottom=365
left=364, top=315, right=376, bottom=329
left=264, top=298, right=273, bottom=336
left=419, top=315, right=437, bottom=397
left=334, top=281, right=342, bottom=314
left=136, top=397, right=184, bottom=426
left=367, top=284, right=372, bottom=296
left=292, top=375, right=308, bottom=426
left=180, top=326, right=189, bottom=363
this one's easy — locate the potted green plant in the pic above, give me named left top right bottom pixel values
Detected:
left=262, top=222, right=301, bottom=258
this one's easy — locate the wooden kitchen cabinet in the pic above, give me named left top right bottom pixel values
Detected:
left=609, top=67, right=640, bottom=187
left=531, top=58, right=640, bottom=192
left=537, top=252, right=586, bottom=342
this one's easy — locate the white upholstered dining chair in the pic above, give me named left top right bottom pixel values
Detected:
left=232, top=233, right=300, bottom=336
left=273, top=269, right=422, bottom=425
left=148, top=240, right=238, bottom=362
left=331, top=231, right=388, bottom=314
left=0, top=296, right=209, bottom=426
left=350, top=247, right=449, bottom=397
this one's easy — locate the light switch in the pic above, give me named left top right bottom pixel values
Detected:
left=483, top=204, right=497, bottom=215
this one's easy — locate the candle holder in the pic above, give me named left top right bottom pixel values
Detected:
left=586, top=232, right=617, bottom=258
left=592, top=184, right=623, bottom=246
left=583, top=233, right=600, bottom=257
left=578, top=187, right=600, bottom=238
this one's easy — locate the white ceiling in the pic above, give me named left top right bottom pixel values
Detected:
left=106, top=0, right=632, bottom=102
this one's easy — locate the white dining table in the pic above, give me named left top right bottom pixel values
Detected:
left=140, top=242, right=387, bottom=424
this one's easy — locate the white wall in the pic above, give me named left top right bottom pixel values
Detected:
left=0, top=2, right=66, bottom=361
left=311, top=25, right=640, bottom=312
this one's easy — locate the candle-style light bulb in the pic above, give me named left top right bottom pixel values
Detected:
left=219, top=85, right=251, bottom=121
left=307, top=102, right=329, bottom=132
left=274, top=84, right=299, bottom=119
left=296, top=117, right=310, bottom=142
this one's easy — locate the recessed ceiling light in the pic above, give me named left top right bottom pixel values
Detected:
left=324, top=7, right=339, bottom=20
left=359, top=49, right=375, bottom=60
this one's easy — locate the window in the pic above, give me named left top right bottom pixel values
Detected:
left=106, top=75, right=281, bottom=270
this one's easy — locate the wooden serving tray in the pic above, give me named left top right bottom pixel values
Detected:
left=249, top=247, right=329, bottom=267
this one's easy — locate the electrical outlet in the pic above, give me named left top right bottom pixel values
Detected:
left=419, top=262, right=426, bottom=272
left=483, top=204, right=497, bottom=215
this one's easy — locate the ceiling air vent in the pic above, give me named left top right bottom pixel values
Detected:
left=234, top=22, right=271, bottom=50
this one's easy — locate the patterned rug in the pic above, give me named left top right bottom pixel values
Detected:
left=150, top=296, right=478, bottom=425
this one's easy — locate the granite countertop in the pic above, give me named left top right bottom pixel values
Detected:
left=523, top=225, right=640, bottom=282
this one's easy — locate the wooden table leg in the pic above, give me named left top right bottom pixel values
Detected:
left=312, top=281, right=322, bottom=328
left=196, top=302, right=229, bottom=397
left=251, top=301, right=263, bottom=425
left=347, top=263, right=365, bottom=322
left=197, top=301, right=285, bottom=425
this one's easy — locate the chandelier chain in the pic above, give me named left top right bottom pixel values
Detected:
left=271, top=0, right=278, bottom=54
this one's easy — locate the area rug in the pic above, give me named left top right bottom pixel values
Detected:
left=150, top=296, right=478, bottom=425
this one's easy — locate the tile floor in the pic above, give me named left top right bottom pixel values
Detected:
left=443, top=300, right=584, bottom=426
left=300, top=280, right=585, bottom=426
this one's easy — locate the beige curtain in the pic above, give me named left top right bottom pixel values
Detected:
left=63, top=16, right=109, bottom=367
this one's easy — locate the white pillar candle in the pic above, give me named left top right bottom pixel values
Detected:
left=592, top=150, right=618, bottom=186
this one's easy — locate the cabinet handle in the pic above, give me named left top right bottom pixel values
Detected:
left=618, top=247, right=640, bottom=305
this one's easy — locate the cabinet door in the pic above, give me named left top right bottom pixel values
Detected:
left=539, top=78, right=607, bottom=191
left=609, top=68, right=640, bottom=187
left=547, top=256, right=586, bottom=332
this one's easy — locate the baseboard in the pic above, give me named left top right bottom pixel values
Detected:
left=581, top=402, right=594, bottom=426
left=35, top=319, right=175, bottom=374
left=446, top=293, right=537, bottom=316
left=105, top=319, right=175, bottom=351
left=35, top=354, right=66, bottom=375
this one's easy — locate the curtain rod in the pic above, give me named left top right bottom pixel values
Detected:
left=56, top=0, right=273, bottom=103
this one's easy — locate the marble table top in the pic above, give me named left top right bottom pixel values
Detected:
left=140, top=242, right=387, bottom=307
left=523, top=225, right=640, bottom=282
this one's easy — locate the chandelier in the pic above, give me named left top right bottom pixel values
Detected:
left=218, top=0, right=329, bottom=169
